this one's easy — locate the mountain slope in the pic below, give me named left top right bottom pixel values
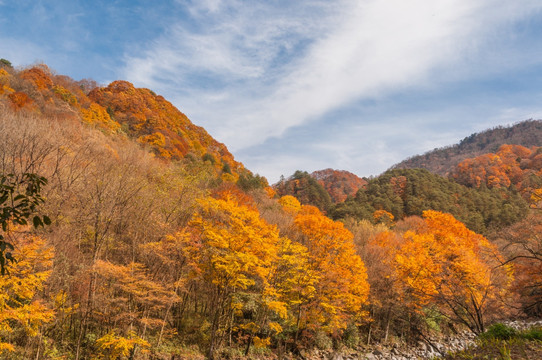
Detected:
left=273, top=168, right=367, bottom=211
left=330, top=168, right=528, bottom=234
left=451, top=144, right=542, bottom=196
left=392, top=120, right=542, bottom=175
left=89, top=81, right=242, bottom=174
left=0, top=64, right=244, bottom=178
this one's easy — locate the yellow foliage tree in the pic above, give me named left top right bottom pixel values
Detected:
left=278, top=195, right=302, bottom=215
left=93, top=260, right=177, bottom=335
left=184, top=195, right=285, bottom=358
left=0, top=234, right=54, bottom=354
left=94, top=330, right=150, bottom=360
left=269, top=237, right=317, bottom=337
left=80, top=103, right=121, bottom=132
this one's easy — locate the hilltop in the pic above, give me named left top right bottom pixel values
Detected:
left=0, top=63, right=246, bottom=180
left=274, top=169, right=367, bottom=211
left=392, top=119, right=542, bottom=175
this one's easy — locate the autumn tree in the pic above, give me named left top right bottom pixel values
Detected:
left=365, top=230, right=405, bottom=343
left=373, top=210, right=394, bottom=227
left=291, top=204, right=370, bottom=337
left=0, top=233, right=54, bottom=355
left=181, top=195, right=285, bottom=358
left=497, top=213, right=542, bottom=316
left=391, top=211, right=512, bottom=334
left=92, top=260, right=173, bottom=357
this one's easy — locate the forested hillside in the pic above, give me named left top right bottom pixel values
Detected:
left=451, top=144, right=542, bottom=195
left=0, top=63, right=245, bottom=180
left=392, top=120, right=542, bottom=175
left=274, top=169, right=367, bottom=210
left=330, top=168, right=528, bottom=235
left=274, top=170, right=333, bottom=211
left=0, top=62, right=371, bottom=359
left=309, top=169, right=367, bottom=203
left=1, top=60, right=542, bottom=359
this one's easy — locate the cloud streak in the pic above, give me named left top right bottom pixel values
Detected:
left=120, top=0, right=542, bottom=180
left=2, top=0, right=542, bottom=181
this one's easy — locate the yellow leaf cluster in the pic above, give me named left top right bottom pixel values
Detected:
left=279, top=195, right=302, bottom=214
left=80, top=103, right=121, bottom=132
left=95, top=331, right=150, bottom=360
left=0, top=234, right=54, bottom=353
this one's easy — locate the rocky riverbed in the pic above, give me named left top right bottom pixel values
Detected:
left=293, top=320, right=542, bottom=360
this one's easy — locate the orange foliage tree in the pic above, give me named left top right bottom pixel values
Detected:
left=292, top=204, right=370, bottom=335
left=390, top=211, right=512, bottom=334
left=373, top=210, right=394, bottom=226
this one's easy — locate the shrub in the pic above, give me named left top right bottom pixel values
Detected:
left=521, top=327, right=542, bottom=341
left=481, top=323, right=517, bottom=340
left=0, top=58, right=12, bottom=68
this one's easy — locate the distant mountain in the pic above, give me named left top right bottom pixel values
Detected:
left=274, top=169, right=367, bottom=211
left=311, top=168, right=367, bottom=203
left=274, top=170, right=333, bottom=211
left=450, top=144, right=542, bottom=197
left=392, top=120, right=542, bottom=176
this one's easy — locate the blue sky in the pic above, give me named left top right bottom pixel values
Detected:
left=2, top=1, right=542, bottom=182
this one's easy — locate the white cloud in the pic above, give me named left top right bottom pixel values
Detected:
left=124, top=1, right=335, bottom=88
left=121, top=0, right=542, bottom=178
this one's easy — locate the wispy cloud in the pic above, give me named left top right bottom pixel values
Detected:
left=123, top=1, right=541, bottom=141
left=120, top=0, right=542, bottom=180
left=2, top=0, right=541, bottom=181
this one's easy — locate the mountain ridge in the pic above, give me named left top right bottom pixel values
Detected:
left=0, top=64, right=246, bottom=180
left=391, top=119, right=542, bottom=176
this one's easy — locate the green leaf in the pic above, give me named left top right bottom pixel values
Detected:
left=43, top=215, right=51, bottom=225
left=33, top=216, right=43, bottom=228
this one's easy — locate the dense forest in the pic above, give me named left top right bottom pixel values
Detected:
left=1, top=60, right=542, bottom=359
